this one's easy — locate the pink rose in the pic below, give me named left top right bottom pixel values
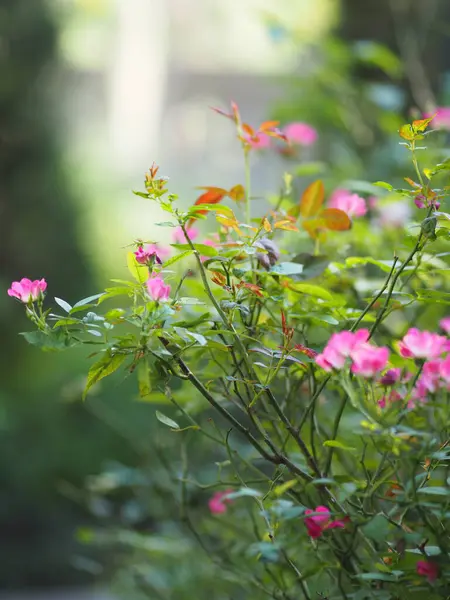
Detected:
left=7, top=278, right=47, bottom=303
left=398, top=328, right=447, bottom=360
left=172, top=226, right=199, bottom=244
left=146, top=276, right=170, bottom=302
left=283, top=122, right=318, bottom=146
left=416, top=559, right=439, bottom=582
left=329, top=189, right=367, bottom=218
left=350, top=344, right=390, bottom=378
left=439, top=317, right=450, bottom=335
left=208, top=489, right=234, bottom=515
left=304, top=506, right=346, bottom=539
left=315, top=330, right=370, bottom=372
left=134, top=245, right=163, bottom=265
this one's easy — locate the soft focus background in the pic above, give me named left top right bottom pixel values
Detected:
left=1, top=0, right=450, bottom=596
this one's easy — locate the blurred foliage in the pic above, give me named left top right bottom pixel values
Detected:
left=0, top=0, right=136, bottom=588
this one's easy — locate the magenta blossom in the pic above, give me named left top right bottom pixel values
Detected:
left=398, top=328, right=447, bottom=360
left=146, top=276, right=170, bottom=302
left=172, top=226, right=199, bottom=244
left=315, top=329, right=369, bottom=372
left=244, top=132, right=272, bottom=150
left=134, top=245, right=162, bottom=265
left=351, top=344, right=390, bottom=378
left=283, top=122, right=318, bottom=146
left=439, top=355, right=450, bottom=384
left=424, top=107, right=450, bottom=130
left=439, top=317, right=450, bottom=335
left=416, top=559, right=439, bottom=582
left=304, top=506, right=346, bottom=539
left=8, top=278, right=47, bottom=303
left=329, top=189, right=367, bottom=218
left=208, top=489, right=234, bottom=515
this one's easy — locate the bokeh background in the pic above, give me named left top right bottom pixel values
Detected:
left=1, top=0, right=450, bottom=596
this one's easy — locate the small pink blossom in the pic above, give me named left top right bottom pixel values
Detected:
left=7, top=278, right=47, bottom=303
left=424, top=107, right=450, bottom=130
left=208, top=489, right=234, bottom=514
left=398, top=328, right=447, bottom=360
left=439, top=317, right=450, bottom=335
left=134, top=245, right=162, bottom=265
left=244, top=132, right=272, bottom=150
left=420, top=360, right=442, bottom=394
left=416, top=559, right=439, bottom=582
left=283, top=122, right=318, bottom=146
left=304, top=506, right=346, bottom=539
left=315, top=330, right=369, bottom=371
left=172, top=226, right=199, bottom=244
left=146, top=276, right=170, bottom=302
left=350, top=344, right=390, bottom=378
left=329, top=189, right=367, bottom=218
left=439, top=355, right=450, bottom=384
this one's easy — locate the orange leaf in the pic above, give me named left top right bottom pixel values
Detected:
left=302, top=218, right=327, bottom=241
left=299, top=180, right=325, bottom=218
left=188, top=187, right=227, bottom=226
left=228, top=184, right=245, bottom=202
left=404, top=177, right=420, bottom=188
left=274, top=220, right=298, bottom=231
left=320, top=208, right=351, bottom=231
left=238, top=282, right=264, bottom=297
left=262, top=217, right=272, bottom=232
left=259, top=120, right=280, bottom=131
left=242, top=123, right=254, bottom=137
left=412, top=115, right=434, bottom=132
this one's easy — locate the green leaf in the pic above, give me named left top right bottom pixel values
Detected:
left=354, top=41, right=402, bottom=77
left=155, top=410, right=180, bottom=430
left=154, top=221, right=176, bottom=227
left=270, top=262, right=304, bottom=276
left=171, top=243, right=218, bottom=257
left=323, top=440, right=356, bottom=452
left=373, top=181, right=394, bottom=191
left=294, top=162, right=327, bottom=177
left=127, top=252, right=149, bottom=284
left=345, top=256, right=396, bottom=273
left=20, top=330, right=76, bottom=352
left=418, top=486, right=450, bottom=497
left=178, top=297, right=205, bottom=305
left=83, top=352, right=127, bottom=399
left=163, top=250, right=193, bottom=267
left=361, top=514, right=391, bottom=542
left=54, top=318, right=80, bottom=327
left=54, top=297, right=72, bottom=313
left=98, top=287, right=133, bottom=304
left=137, top=359, right=152, bottom=399
left=288, top=283, right=333, bottom=300
left=225, top=487, right=262, bottom=499
left=72, top=293, right=104, bottom=309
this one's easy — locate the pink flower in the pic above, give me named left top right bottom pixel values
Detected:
left=351, top=344, right=390, bottom=378
left=315, top=329, right=369, bottom=371
left=244, top=132, right=272, bottom=150
left=283, top=122, right=318, bottom=146
left=208, top=489, right=234, bottom=515
left=398, top=328, right=447, bottom=360
left=172, top=226, right=199, bottom=244
left=7, top=278, right=47, bottom=303
left=420, top=360, right=442, bottom=393
left=146, top=276, right=170, bottom=302
left=329, top=189, right=367, bottom=218
left=439, top=355, right=450, bottom=384
left=378, top=389, right=402, bottom=409
left=424, top=107, right=450, bottom=130
left=304, top=506, right=346, bottom=539
left=416, top=559, right=439, bottom=582
left=439, top=317, right=450, bottom=335
left=134, top=245, right=162, bottom=265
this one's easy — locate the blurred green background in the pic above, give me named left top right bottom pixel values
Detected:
left=1, top=0, right=449, bottom=593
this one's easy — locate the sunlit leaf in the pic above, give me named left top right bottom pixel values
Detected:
left=155, top=410, right=180, bottom=430
left=83, top=351, right=127, bottom=399
left=127, top=252, right=149, bottom=284
left=228, top=184, right=245, bottom=202
left=299, top=180, right=325, bottom=218
left=320, top=208, right=352, bottom=231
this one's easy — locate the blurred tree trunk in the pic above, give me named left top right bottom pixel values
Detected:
left=340, top=0, right=450, bottom=110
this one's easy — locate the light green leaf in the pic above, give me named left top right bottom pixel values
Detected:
left=270, top=262, right=304, bottom=276
left=155, top=410, right=180, bottom=430
left=323, top=440, right=356, bottom=452
left=83, top=352, right=127, bottom=399
left=54, top=297, right=72, bottom=313
left=163, top=250, right=193, bottom=267
left=127, top=252, right=149, bottom=284
left=289, top=283, right=333, bottom=300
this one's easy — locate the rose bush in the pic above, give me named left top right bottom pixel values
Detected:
left=9, top=107, right=450, bottom=599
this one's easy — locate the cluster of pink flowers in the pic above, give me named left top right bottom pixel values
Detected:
left=329, top=189, right=367, bottom=218
left=7, top=278, right=47, bottom=303
left=134, top=245, right=164, bottom=265
left=248, top=121, right=317, bottom=150
left=304, top=506, right=346, bottom=539
left=208, top=489, right=234, bottom=514
left=316, top=329, right=389, bottom=378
